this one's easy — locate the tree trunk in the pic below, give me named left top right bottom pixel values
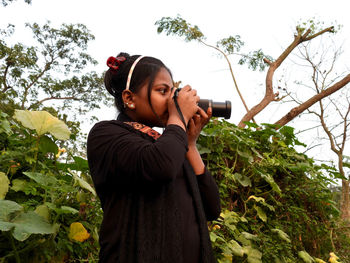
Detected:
left=341, top=179, right=350, bottom=221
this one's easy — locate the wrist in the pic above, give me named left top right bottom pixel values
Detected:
left=167, top=114, right=186, bottom=131
left=188, top=141, right=197, bottom=149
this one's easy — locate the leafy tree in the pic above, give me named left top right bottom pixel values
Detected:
left=0, top=22, right=110, bottom=120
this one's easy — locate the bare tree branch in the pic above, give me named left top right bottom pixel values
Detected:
left=27, top=96, right=80, bottom=110
left=198, top=40, right=256, bottom=124
left=238, top=26, right=334, bottom=128
left=21, top=62, right=53, bottom=109
left=274, top=74, right=350, bottom=128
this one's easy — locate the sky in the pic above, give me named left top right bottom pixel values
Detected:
left=1, top=0, right=350, bottom=162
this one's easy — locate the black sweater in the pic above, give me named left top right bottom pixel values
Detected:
left=87, top=115, right=220, bottom=263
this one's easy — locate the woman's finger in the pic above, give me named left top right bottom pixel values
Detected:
left=197, top=106, right=208, bottom=119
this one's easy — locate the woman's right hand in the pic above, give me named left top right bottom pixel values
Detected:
left=167, top=85, right=200, bottom=130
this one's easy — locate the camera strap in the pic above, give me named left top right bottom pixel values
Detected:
left=172, top=89, right=187, bottom=130
left=124, top=121, right=161, bottom=140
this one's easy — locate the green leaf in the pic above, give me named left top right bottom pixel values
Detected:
left=11, top=211, right=55, bottom=241
left=11, top=179, right=40, bottom=196
left=0, top=200, right=23, bottom=220
left=14, top=110, right=70, bottom=140
left=242, top=232, right=259, bottom=240
left=39, top=135, right=59, bottom=154
left=60, top=206, right=79, bottom=214
left=254, top=205, right=267, bottom=222
left=271, top=228, right=291, bottom=243
left=23, top=172, right=58, bottom=187
left=237, top=149, right=254, bottom=163
left=298, top=251, right=315, bottom=263
left=0, top=220, right=14, bottom=232
left=11, top=179, right=29, bottom=192
left=234, top=173, right=252, bottom=187
left=72, top=172, right=96, bottom=196
left=57, top=156, right=89, bottom=172
left=44, top=202, right=78, bottom=215
left=0, top=113, right=12, bottom=135
left=197, top=144, right=211, bottom=154
left=243, top=246, right=262, bottom=263
left=34, top=204, right=50, bottom=221
left=258, top=172, right=281, bottom=194
left=0, top=172, right=10, bottom=199
left=210, top=232, right=219, bottom=242
left=228, top=240, right=244, bottom=257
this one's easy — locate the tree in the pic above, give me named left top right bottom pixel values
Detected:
left=155, top=16, right=350, bottom=254
left=0, top=22, right=110, bottom=120
left=155, top=16, right=350, bottom=129
left=285, top=40, right=350, bottom=221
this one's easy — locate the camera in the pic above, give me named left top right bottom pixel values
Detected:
left=198, top=99, right=231, bottom=119
left=174, top=88, right=232, bottom=119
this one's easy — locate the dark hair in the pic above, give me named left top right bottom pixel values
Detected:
left=104, top=52, right=172, bottom=113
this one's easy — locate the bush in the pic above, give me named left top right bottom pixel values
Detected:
left=0, top=110, right=102, bottom=262
left=198, top=120, right=341, bottom=263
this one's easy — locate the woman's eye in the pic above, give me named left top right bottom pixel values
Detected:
left=159, top=89, right=167, bottom=94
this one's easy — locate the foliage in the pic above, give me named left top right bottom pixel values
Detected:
left=155, top=15, right=273, bottom=71
left=0, top=22, right=110, bottom=120
left=0, top=110, right=101, bottom=262
left=198, top=119, right=344, bottom=262
left=1, top=108, right=348, bottom=262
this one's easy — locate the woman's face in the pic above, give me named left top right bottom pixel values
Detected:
left=131, top=67, right=173, bottom=127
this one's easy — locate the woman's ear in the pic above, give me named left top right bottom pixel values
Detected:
left=122, top=90, right=136, bottom=110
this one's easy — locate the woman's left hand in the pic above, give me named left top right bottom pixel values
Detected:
left=187, top=107, right=212, bottom=147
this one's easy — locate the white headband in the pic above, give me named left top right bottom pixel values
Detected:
left=125, top=55, right=145, bottom=91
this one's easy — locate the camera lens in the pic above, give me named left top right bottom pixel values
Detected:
left=198, top=99, right=231, bottom=119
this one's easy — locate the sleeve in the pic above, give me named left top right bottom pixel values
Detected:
left=196, top=168, right=221, bottom=221
left=87, top=122, right=188, bottom=186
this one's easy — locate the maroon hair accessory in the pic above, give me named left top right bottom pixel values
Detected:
left=107, top=56, right=126, bottom=71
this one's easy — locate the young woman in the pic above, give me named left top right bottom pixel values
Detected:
left=87, top=53, right=221, bottom=263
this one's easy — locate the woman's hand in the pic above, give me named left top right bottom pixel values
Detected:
left=167, top=85, right=200, bottom=130
left=187, top=106, right=212, bottom=147
left=185, top=106, right=212, bottom=175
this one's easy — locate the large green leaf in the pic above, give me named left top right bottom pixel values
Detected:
left=1, top=206, right=55, bottom=241
left=23, top=172, right=58, bottom=187
left=0, top=200, right=23, bottom=221
left=10, top=211, right=55, bottom=241
left=13, top=110, right=70, bottom=140
left=0, top=172, right=10, bottom=200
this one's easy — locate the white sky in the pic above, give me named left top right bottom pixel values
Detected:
left=1, top=0, right=350, bottom=164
